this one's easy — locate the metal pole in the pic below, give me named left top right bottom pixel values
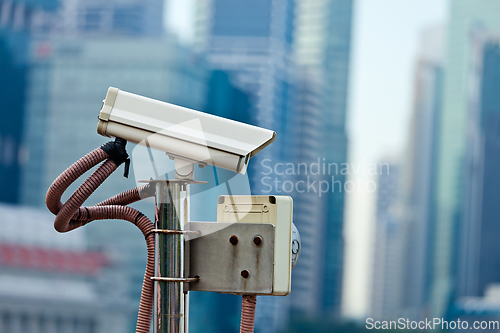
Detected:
left=181, top=184, right=190, bottom=332
left=154, top=181, right=189, bottom=333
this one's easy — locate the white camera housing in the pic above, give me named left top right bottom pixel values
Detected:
left=217, top=195, right=293, bottom=295
left=97, top=87, right=276, bottom=174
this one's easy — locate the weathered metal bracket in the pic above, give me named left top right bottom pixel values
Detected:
left=185, top=222, right=275, bottom=295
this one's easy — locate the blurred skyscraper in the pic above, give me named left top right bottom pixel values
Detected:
left=398, top=26, right=445, bottom=321
left=194, top=0, right=295, bottom=161
left=53, top=0, right=164, bottom=36
left=193, top=1, right=296, bottom=332
left=432, top=0, right=500, bottom=317
left=0, top=0, right=59, bottom=204
left=292, top=0, right=353, bottom=318
left=194, top=1, right=354, bottom=331
left=458, top=33, right=500, bottom=302
left=285, top=69, right=326, bottom=316
left=370, top=25, right=446, bottom=323
left=370, top=160, right=404, bottom=321
left=0, top=203, right=131, bottom=333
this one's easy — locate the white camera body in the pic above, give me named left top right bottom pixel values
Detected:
left=97, top=87, right=275, bottom=174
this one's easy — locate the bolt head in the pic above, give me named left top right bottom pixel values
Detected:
left=229, top=235, right=238, bottom=245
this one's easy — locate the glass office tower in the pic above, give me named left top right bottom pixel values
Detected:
left=397, top=26, right=444, bottom=321
left=194, top=1, right=296, bottom=331
left=432, top=0, right=500, bottom=317
left=0, top=0, right=59, bottom=204
left=458, top=35, right=500, bottom=301
left=293, top=0, right=354, bottom=317
left=194, top=1, right=354, bottom=330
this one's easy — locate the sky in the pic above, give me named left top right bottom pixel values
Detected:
left=164, top=0, right=195, bottom=45
left=165, top=0, right=448, bottom=320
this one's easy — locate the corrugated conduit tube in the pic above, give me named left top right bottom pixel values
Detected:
left=45, top=138, right=155, bottom=333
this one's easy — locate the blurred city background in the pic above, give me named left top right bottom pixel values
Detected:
left=1, top=0, right=500, bottom=332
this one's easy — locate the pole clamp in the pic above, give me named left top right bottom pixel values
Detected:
left=151, top=277, right=200, bottom=283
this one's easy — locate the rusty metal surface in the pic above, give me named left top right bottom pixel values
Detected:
left=185, top=222, right=275, bottom=294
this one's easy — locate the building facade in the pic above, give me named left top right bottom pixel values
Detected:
left=398, top=26, right=445, bottom=321
left=0, top=0, right=59, bottom=204
left=194, top=1, right=354, bottom=329
left=370, top=160, right=404, bottom=320
left=0, top=203, right=131, bottom=333
left=292, top=0, right=354, bottom=317
left=49, top=0, right=164, bottom=36
left=458, top=33, right=500, bottom=301
left=433, top=0, right=500, bottom=317
left=193, top=1, right=296, bottom=331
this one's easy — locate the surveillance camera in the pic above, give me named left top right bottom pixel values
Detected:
left=97, top=87, right=276, bottom=174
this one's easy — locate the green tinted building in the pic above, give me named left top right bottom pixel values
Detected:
left=432, top=0, right=500, bottom=317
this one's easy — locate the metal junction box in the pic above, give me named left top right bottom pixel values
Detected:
left=185, top=222, right=275, bottom=294
left=185, top=195, right=293, bottom=296
left=216, top=195, right=293, bottom=296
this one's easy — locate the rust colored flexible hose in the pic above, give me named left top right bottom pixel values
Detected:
left=45, top=142, right=155, bottom=333
left=240, top=295, right=257, bottom=333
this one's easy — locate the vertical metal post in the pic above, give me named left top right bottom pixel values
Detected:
left=181, top=184, right=190, bottom=332
left=154, top=181, right=189, bottom=333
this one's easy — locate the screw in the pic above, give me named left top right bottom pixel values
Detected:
left=253, top=236, right=263, bottom=246
left=229, top=235, right=238, bottom=245
left=241, top=270, right=249, bottom=278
